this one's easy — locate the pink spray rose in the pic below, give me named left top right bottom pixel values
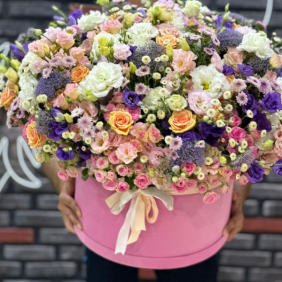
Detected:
left=180, top=162, right=196, bottom=175
left=239, top=174, right=249, bottom=185
left=196, top=184, right=208, bottom=194
left=203, top=191, right=220, bottom=204
left=224, top=47, right=244, bottom=66
left=57, top=171, right=68, bottom=180
left=148, top=124, right=164, bottom=143
left=107, top=171, right=117, bottom=180
left=134, top=174, right=151, bottom=189
left=125, top=107, right=141, bottom=122
left=230, top=116, right=241, bottom=127
left=94, top=170, right=107, bottom=183
left=103, top=180, right=118, bottom=191
left=91, top=155, right=99, bottom=168
left=108, top=151, right=122, bottom=164
left=66, top=167, right=79, bottom=178
left=101, top=20, right=123, bottom=34
left=117, top=182, right=130, bottom=193
left=229, top=127, right=246, bottom=141
left=116, top=164, right=129, bottom=176
left=96, top=157, right=109, bottom=169
left=186, top=179, right=197, bottom=189
left=134, top=162, right=145, bottom=173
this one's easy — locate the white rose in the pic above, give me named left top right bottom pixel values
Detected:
left=78, top=11, right=108, bottom=32
left=128, top=23, right=159, bottom=45
left=182, top=0, right=202, bottom=18
left=142, top=87, right=169, bottom=110
left=78, top=62, right=123, bottom=98
left=190, top=64, right=230, bottom=99
left=237, top=33, right=274, bottom=59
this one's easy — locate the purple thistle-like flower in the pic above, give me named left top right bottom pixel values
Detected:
left=34, top=72, right=71, bottom=100
left=170, top=140, right=205, bottom=167
left=236, top=92, right=248, bottom=106
left=259, top=79, right=272, bottom=95
left=246, top=56, right=270, bottom=77
left=229, top=12, right=252, bottom=27
left=35, top=111, right=51, bottom=135
left=62, top=56, right=76, bottom=68
left=216, top=28, right=243, bottom=52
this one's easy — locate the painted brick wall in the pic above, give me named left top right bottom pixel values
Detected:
left=1, top=1, right=282, bottom=282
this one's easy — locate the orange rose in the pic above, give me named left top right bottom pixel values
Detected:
left=26, top=121, right=47, bottom=149
left=108, top=110, right=133, bottom=135
left=156, top=35, right=179, bottom=49
left=0, top=88, right=17, bottom=110
left=168, top=110, right=196, bottom=133
left=71, top=65, right=89, bottom=83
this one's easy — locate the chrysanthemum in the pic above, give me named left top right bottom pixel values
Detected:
left=71, top=107, right=84, bottom=118
left=190, top=35, right=202, bottom=40
left=62, top=56, right=76, bottom=68
left=82, top=128, right=96, bottom=139
left=136, top=66, right=150, bottom=77
left=236, top=92, right=248, bottom=106
left=231, top=79, right=246, bottom=92
left=169, top=136, right=183, bottom=151
left=203, top=47, right=215, bottom=55
left=247, top=76, right=261, bottom=88
left=259, top=79, right=272, bottom=95
left=271, top=81, right=281, bottom=91
left=135, top=83, right=149, bottom=95
left=16, top=110, right=25, bottom=119
left=42, top=67, right=52, bottom=79
left=10, top=97, right=20, bottom=111
left=78, top=115, right=92, bottom=129
left=170, top=150, right=179, bottom=160
left=49, top=57, right=62, bottom=67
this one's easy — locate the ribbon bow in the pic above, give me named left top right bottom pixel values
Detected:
left=106, top=186, right=174, bottom=255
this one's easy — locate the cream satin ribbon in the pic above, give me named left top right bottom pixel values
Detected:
left=105, top=181, right=223, bottom=255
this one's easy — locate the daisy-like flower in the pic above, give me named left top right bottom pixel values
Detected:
left=231, top=79, right=247, bottom=92
left=169, top=136, right=183, bottom=150
left=211, top=35, right=220, bottom=46
left=62, top=56, right=76, bottom=68
left=190, top=35, right=202, bottom=41
left=122, top=78, right=130, bottom=88
left=71, top=107, right=84, bottom=118
left=170, top=150, right=179, bottom=160
left=49, top=57, right=62, bottom=67
left=185, top=17, right=198, bottom=26
left=16, top=110, right=25, bottom=119
left=78, top=115, right=92, bottom=129
left=247, top=76, right=261, bottom=88
left=66, top=26, right=78, bottom=36
left=271, top=81, right=281, bottom=91
left=82, top=128, right=96, bottom=139
left=236, top=92, right=248, bottom=106
left=203, top=47, right=215, bottom=55
left=133, top=17, right=142, bottom=23
left=259, top=78, right=272, bottom=95
left=135, top=66, right=150, bottom=77
left=42, top=67, right=52, bottom=79
left=135, top=83, right=150, bottom=95
left=10, top=97, right=20, bottom=111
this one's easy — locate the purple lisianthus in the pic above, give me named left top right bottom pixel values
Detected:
left=262, top=92, right=282, bottom=113
left=198, top=122, right=226, bottom=147
left=252, top=110, right=272, bottom=132
left=54, top=16, right=64, bottom=22
left=70, top=9, right=83, bottom=20
left=10, top=42, right=28, bottom=62
left=273, top=160, right=282, bottom=176
left=56, top=147, right=75, bottom=161
left=242, top=94, right=258, bottom=115
left=237, top=64, right=254, bottom=77
left=48, top=120, right=69, bottom=141
left=74, top=142, right=91, bottom=160
left=216, top=16, right=233, bottom=29
left=178, top=131, right=201, bottom=141
left=67, top=16, right=76, bottom=26
left=223, top=65, right=235, bottom=75
left=247, top=162, right=264, bottom=183
left=123, top=88, right=140, bottom=109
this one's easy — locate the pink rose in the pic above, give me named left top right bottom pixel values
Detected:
left=134, top=174, right=151, bottom=189
left=117, top=182, right=130, bottom=193
left=239, top=174, right=249, bottom=185
left=230, top=116, right=241, bottom=127
left=101, top=20, right=123, bottom=34
left=203, top=191, right=220, bottom=204
left=245, top=134, right=254, bottom=147
left=107, top=171, right=117, bottom=180
left=134, top=162, right=145, bottom=173
left=103, top=179, right=118, bottom=191
left=156, top=23, right=180, bottom=37
left=148, top=124, right=164, bottom=143
left=66, top=167, right=79, bottom=178
left=125, top=107, right=141, bottom=122
left=78, top=56, right=89, bottom=65
left=127, top=167, right=134, bottom=177
left=28, top=39, right=49, bottom=57
left=186, top=179, right=197, bottom=189
left=94, top=170, right=107, bottom=183
left=112, top=92, right=124, bottom=104
left=196, top=184, right=207, bottom=194
left=69, top=47, right=84, bottom=60
left=56, top=31, right=74, bottom=49
left=224, top=47, right=244, bottom=66
left=188, top=89, right=212, bottom=116
left=96, top=157, right=109, bottom=169
left=116, top=164, right=128, bottom=176
left=221, top=184, right=230, bottom=193
left=53, top=94, right=68, bottom=110
left=108, top=151, right=122, bottom=164
left=80, top=39, right=92, bottom=54
left=180, top=162, right=196, bottom=175
left=229, top=127, right=246, bottom=141
left=91, top=155, right=100, bottom=168
left=211, top=52, right=223, bottom=72
left=208, top=175, right=220, bottom=185
left=57, top=171, right=68, bottom=180
left=113, top=44, right=132, bottom=60
left=172, top=182, right=189, bottom=193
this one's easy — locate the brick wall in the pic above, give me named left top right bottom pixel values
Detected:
left=1, top=1, right=282, bottom=282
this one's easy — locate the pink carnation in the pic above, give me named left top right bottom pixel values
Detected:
left=103, top=179, right=118, bottom=191
left=229, top=127, right=246, bottom=141
left=134, top=174, right=151, bottom=189
left=172, top=49, right=197, bottom=75
left=57, top=171, right=68, bottom=180
left=203, top=191, right=220, bottom=204
left=117, top=182, right=130, bottom=193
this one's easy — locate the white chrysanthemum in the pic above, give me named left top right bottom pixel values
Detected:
left=18, top=52, right=40, bottom=101
left=237, top=33, right=274, bottom=59
left=77, top=11, right=108, bottom=32
left=127, top=23, right=159, bottom=45
left=78, top=62, right=123, bottom=98
left=190, top=65, right=230, bottom=99
left=142, top=87, right=169, bottom=110
left=91, top=31, right=121, bottom=61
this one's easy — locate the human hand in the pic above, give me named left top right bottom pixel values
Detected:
left=223, top=192, right=244, bottom=241
left=58, top=180, right=82, bottom=234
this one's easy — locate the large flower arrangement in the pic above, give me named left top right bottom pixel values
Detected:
left=1, top=0, right=282, bottom=252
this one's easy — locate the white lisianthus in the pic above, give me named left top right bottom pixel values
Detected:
left=190, top=65, right=230, bottom=99
left=266, top=112, right=280, bottom=128
left=77, top=11, right=108, bottom=32
left=276, top=77, right=282, bottom=93
left=237, top=33, right=274, bottom=59
left=182, top=0, right=202, bottom=18
left=127, top=23, right=159, bottom=45
left=78, top=62, right=123, bottom=98
left=142, top=87, right=169, bottom=110
left=91, top=31, right=121, bottom=60
left=165, top=94, right=187, bottom=111
left=171, top=17, right=186, bottom=32
left=275, top=110, right=282, bottom=121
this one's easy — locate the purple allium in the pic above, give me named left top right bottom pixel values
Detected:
left=35, top=111, right=51, bottom=135
left=62, top=56, right=76, bottom=68
left=273, top=159, right=282, bottom=176
left=223, top=65, right=235, bottom=75
left=198, top=122, right=226, bottom=147
left=57, top=147, right=75, bottom=161
left=10, top=42, right=28, bottom=62
left=34, top=72, right=71, bottom=100
left=216, top=28, right=243, bottom=52
left=135, top=83, right=149, bottom=95
left=231, top=79, right=247, bottom=92
left=123, top=88, right=140, bottom=109
left=129, top=41, right=165, bottom=71
left=237, top=64, right=254, bottom=77
left=247, top=76, right=261, bottom=88
left=262, top=92, right=282, bottom=113
left=247, top=162, right=264, bottom=183
left=170, top=140, right=205, bottom=167
left=259, top=79, right=272, bottom=95
left=236, top=92, right=248, bottom=106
